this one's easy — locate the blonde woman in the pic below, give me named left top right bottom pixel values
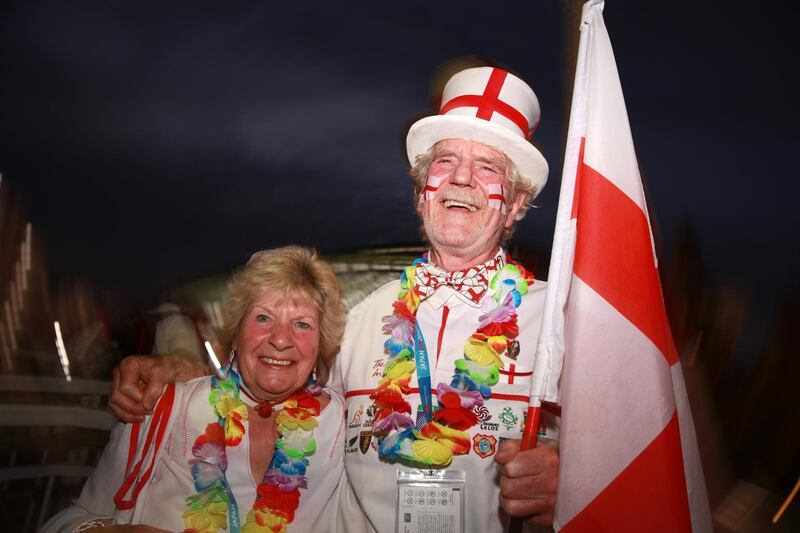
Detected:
left=43, top=246, right=347, bottom=533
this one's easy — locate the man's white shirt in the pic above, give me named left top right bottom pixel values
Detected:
left=330, top=253, right=551, bottom=532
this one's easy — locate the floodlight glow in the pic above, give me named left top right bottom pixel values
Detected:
left=4, top=302, right=16, bottom=349
left=0, top=321, right=11, bottom=371
left=54, top=321, right=72, bottom=382
left=25, top=223, right=32, bottom=273
left=204, top=341, right=225, bottom=378
left=15, top=260, right=24, bottom=304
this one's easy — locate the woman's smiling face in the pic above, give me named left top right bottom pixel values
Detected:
left=235, top=292, right=320, bottom=403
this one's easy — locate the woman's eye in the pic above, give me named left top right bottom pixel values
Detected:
left=256, top=314, right=270, bottom=323
left=295, top=321, right=311, bottom=330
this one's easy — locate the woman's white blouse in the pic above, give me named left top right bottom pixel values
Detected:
left=41, top=377, right=346, bottom=532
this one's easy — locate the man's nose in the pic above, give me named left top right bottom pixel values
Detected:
left=450, top=158, right=474, bottom=186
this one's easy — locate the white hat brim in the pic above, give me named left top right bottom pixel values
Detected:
left=406, top=115, right=548, bottom=194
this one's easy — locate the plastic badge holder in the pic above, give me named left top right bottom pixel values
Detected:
left=395, top=469, right=466, bottom=533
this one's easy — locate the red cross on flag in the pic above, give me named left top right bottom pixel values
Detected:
left=528, top=1, right=713, bottom=531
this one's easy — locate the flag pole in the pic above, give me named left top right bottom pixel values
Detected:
left=509, top=5, right=597, bottom=531
left=519, top=0, right=599, bottom=450
left=772, top=475, right=800, bottom=524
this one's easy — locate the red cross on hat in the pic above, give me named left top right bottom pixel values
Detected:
left=406, top=66, right=549, bottom=195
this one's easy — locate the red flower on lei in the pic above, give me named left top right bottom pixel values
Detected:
left=370, top=388, right=412, bottom=417
left=283, top=391, right=320, bottom=419
left=432, top=392, right=478, bottom=430
left=477, top=316, right=519, bottom=338
left=392, top=297, right=416, bottom=323
left=255, top=483, right=301, bottom=521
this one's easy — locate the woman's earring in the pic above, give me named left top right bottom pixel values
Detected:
left=228, top=347, right=237, bottom=363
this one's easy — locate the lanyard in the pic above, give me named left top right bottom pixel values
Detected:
left=114, top=382, right=176, bottom=511
left=224, top=481, right=241, bottom=533
left=413, top=321, right=433, bottom=427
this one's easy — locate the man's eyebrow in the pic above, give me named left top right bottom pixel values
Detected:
left=475, top=155, right=504, bottom=167
left=433, top=150, right=457, bottom=159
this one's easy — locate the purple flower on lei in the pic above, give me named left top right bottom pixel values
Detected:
left=436, top=383, right=484, bottom=409
left=373, top=411, right=414, bottom=434
left=264, top=470, right=308, bottom=492
left=382, top=314, right=414, bottom=346
left=189, top=440, right=227, bottom=490
left=478, top=291, right=516, bottom=328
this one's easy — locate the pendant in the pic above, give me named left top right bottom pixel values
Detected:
left=257, top=402, right=273, bottom=418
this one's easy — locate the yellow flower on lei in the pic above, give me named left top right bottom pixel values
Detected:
left=411, top=436, right=453, bottom=466
left=276, top=409, right=319, bottom=431
left=214, top=394, right=247, bottom=419
left=464, top=337, right=503, bottom=368
left=384, top=359, right=415, bottom=380
left=486, top=335, right=508, bottom=354
left=183, top=502, right=228, bottom=533
left=423, top=422, right=471, bottom=454
left=212, top=395, right=248, bottom=445
left=403, top=287, right=420, bottom=315
left=244, top=508, right=289, bottom=533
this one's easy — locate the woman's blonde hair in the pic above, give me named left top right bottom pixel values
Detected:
left=218, top=245, right=345, bottom=386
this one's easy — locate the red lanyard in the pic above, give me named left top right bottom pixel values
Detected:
left=114, top=382, right=176, bottom=510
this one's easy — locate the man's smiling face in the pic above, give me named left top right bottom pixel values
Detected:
left=419, top=138, right=525, bottom=263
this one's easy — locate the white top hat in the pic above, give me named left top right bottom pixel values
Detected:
left=406, top=66, right=548, bottom=194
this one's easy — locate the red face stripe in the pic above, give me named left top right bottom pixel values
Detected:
left=439, top=68, right=531, bottom=138
left=487, top=193, right=507, bottom=204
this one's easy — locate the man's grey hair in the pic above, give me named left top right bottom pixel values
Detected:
left=409, top=141, right=538, bottom=243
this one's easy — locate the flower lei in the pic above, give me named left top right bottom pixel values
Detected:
left=370, top=252, right=532, bottom=467
left=183, top=367, right=321, bottom=533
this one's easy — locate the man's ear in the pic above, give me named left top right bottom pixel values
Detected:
left=504, top=192, right=530, bottom=228
left=414, top=192, right=425, bottom=216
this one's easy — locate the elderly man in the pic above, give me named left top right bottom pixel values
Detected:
left=110, top=65, right=558, bottom=532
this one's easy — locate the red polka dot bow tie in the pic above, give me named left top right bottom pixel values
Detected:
left=414, top=257, right=503, bottom=304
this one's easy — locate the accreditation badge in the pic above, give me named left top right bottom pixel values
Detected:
left=395, top=469, right=465, bottom=533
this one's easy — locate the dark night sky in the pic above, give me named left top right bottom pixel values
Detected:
left=1, top=1, right=798, bottom=312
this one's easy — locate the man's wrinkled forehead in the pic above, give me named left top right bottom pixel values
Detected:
left=431, top=139, right=511, bottom=170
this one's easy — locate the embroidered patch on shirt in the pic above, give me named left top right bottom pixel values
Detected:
left=472, top=434, right=498, bottom=458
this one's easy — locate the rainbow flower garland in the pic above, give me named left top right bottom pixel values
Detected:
left=370, top=252, right=533, bottom=467
left=183, top=367, right=321, bottom=533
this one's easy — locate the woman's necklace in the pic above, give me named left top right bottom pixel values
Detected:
left=370, top=251, right=532, bottom=467
left=183, top=367, right=321, bottom=533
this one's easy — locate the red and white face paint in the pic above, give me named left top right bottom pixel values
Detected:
left=486, top=183, right=508, bottom=214
left=418, top=139, right=527, bottom=269
left=420, top=175, right=446, bottom=203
